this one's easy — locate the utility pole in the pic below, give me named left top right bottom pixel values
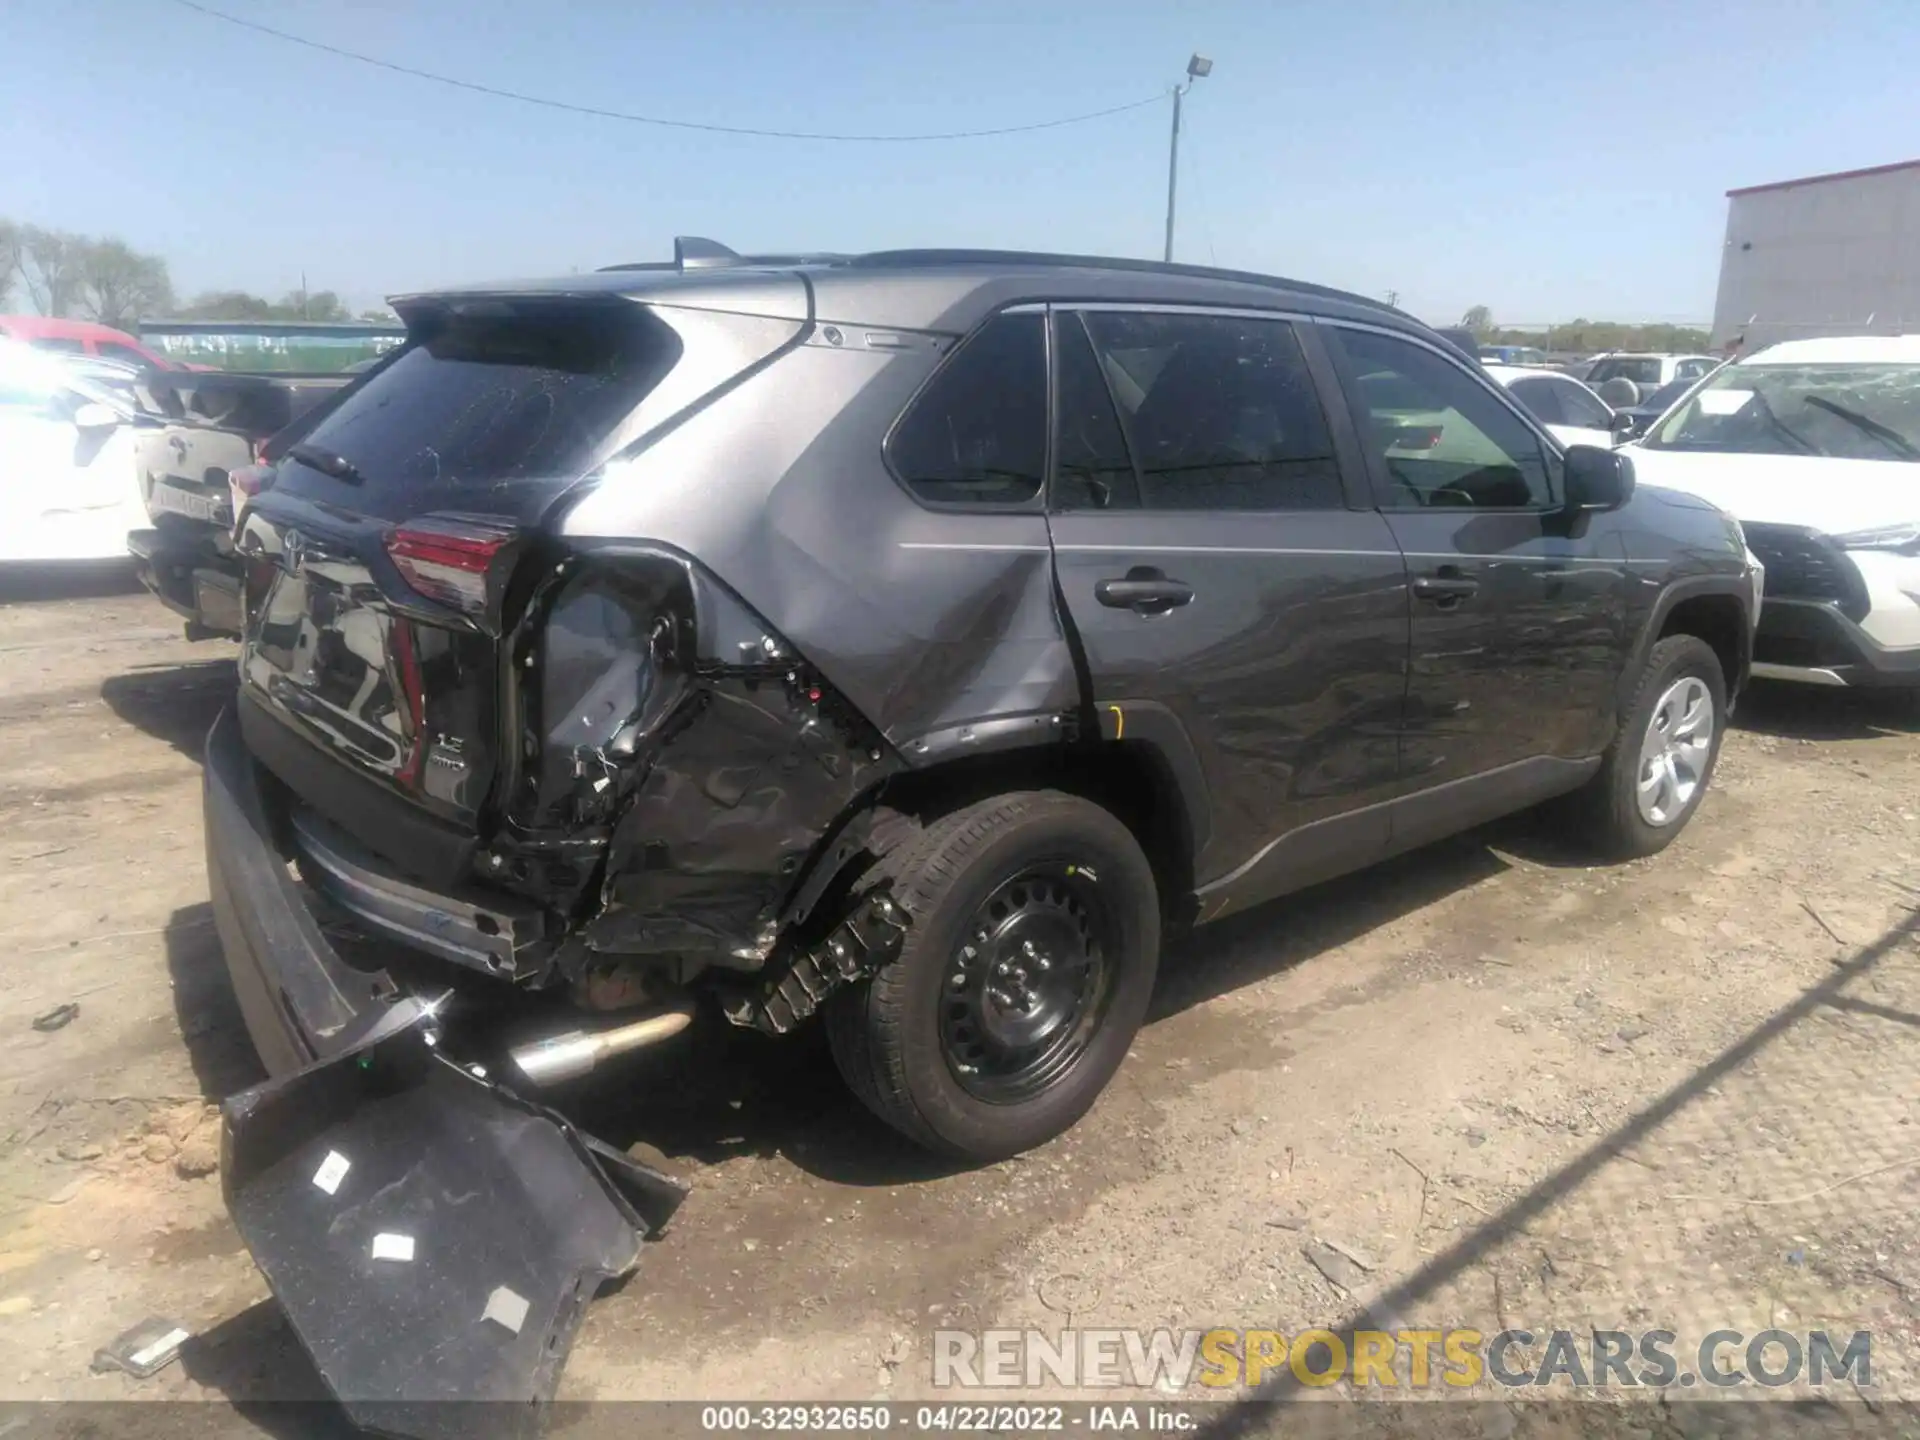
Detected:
left=1385, top=289, right=1401, bottom=308
left=1164, top=54, right=1212, bottom=263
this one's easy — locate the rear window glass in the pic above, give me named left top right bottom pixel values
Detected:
left=1589, top=357, right=1661, bottom=386
left=294, top=303, right=681, bottom=495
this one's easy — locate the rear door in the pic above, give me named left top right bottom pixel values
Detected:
left=235, top=297, right=697, bottom=879
left=1324, top=323, right=1629, bottom=832
left=1046, top=306, right=1410, bottom=917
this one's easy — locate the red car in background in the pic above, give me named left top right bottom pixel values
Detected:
left=0, top=315, right=182, bottom=370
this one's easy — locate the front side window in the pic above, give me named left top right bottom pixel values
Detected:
left=887, top=312, right=1047, bottom=506
left=1072, top=310, right=1343, bottom=511
left=1646, top=360, right=1920, bottom=462
left=1675, top=358, right=1715, bottom=380
left=1335, top=327, right=1553, bottom=509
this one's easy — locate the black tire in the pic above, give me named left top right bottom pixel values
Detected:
left=1572, top=634, right=1727, bottom=858
left=824, top=791, right=1160, bottom=1161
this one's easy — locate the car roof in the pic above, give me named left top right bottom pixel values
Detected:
left=390, top=240, right=1421, bottom=340
left=1482, top=364, right=1577, bottom=385
left=0, top=314, right=144, bottom=345
left=1743, top=334, right=1920, bottom=365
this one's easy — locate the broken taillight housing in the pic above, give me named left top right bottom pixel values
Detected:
left=385, top=519, right=517, bottom=616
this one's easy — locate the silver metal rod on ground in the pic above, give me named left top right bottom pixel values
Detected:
left=510, top=1000, right=697, bottom=1087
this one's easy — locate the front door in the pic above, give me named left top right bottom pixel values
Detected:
left=1045, top=306, right=1411, bottom=919
left=1323, top=323, right=1630, bottom=844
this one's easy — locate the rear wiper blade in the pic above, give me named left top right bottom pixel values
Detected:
left=288, top=442, right=365, bottom=485
left=1802, top=395, right=1920, bottom=460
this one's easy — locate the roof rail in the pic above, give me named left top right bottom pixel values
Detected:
left=844, top=248, right=1401, bottom=317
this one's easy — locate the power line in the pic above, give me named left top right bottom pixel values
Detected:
left=163, top=0, right=1167, bottom=143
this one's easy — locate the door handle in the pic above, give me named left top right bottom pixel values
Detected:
left=1095, top=567, right=1194, bottom=614
left=1411, top=570, right=1480, bottom=607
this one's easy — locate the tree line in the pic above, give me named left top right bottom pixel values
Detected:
left=1459, top=306, right=1710, bottom=355
left=1, top=218, right=393, bottom=330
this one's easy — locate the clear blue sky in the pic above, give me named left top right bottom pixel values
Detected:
left=7, top=0, right=1918, bottom=327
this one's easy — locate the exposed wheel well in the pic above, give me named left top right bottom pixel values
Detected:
left=1658, top=594, right=1749, bottom=702
left=867, top=743, right=1196, bottom=925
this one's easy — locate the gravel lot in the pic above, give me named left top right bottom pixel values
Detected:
left=2, top=574, right=1917, bottom=1430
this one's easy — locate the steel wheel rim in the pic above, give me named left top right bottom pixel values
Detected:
left=1636, top=675, right=1715, bottom=826
left=939, top=865, right=1115, bottom=1105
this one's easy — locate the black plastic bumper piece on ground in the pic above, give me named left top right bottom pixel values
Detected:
left=222, top=1000, right=690, bottom=1440
left=208, top=706, right=693, bottom=1437
left=1755, top=599, right=1920, bottom=687
left=205, top=703, right=400, bottom=1077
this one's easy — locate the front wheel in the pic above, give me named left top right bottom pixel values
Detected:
left=824, top=791, right=1160, bottom=1161
left=1572, top=634, right=1727, bottom=858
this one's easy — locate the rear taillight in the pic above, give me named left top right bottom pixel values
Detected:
left=385, top=519, right=516, bottom=615
left=1394, top=425, right=1444, bottom=450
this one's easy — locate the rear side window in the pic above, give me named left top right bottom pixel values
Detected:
left=1052, top=313, right=1142, bottom=511
left=887, top=312, right=1046, bottom=506
left=1558, top=380, right=1614, bottom=428
left=294, top=302, right=682, bottom=497
left=1507, top=377, right=1566, bottom=426
left=1077, top=310, right=1343, bottom=511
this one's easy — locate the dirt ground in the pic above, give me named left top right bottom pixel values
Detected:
left=2, top=572, right=1918, bottom=1430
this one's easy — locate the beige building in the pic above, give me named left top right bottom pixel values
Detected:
left=1711, top=158, right=1920, bottom=349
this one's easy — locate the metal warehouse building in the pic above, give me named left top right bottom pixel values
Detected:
left=1711, top=157, right=1920, bottom=350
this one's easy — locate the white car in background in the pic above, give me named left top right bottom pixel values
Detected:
left=0, top=339, right=150, bottom=564
left=1625, top=335, right=1920, bottom=694
left=1484, top=364, right=1630, bottom=448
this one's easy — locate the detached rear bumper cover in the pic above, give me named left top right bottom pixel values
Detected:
left=205, top=708, right=689, bottom=1439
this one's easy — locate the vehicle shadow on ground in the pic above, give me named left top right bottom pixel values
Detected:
left=1191, top=902, right=1920, bottom=1434
left=100, top=656, right=236, bottom=761
left=1734, top=677, right=1918, bottom=741
left=575, top=825, right=1544, bottom=1189
left=164, top=901, right=268, bottom=1101
left=0, top=560, right=142, bottom=605
left=178, top=1299, right=357, bottom=1437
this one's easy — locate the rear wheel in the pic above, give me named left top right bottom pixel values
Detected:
left=1572, top=634, right=1727, bottom=858
left=825, top=791, right=1159, bottom=1161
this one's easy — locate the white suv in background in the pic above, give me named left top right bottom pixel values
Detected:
left=1625, top=335, right=1920, bottom=694
left=1584, top=353, right=1721, bottom=410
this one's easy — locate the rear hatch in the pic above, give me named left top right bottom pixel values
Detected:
left=235, top=295, right=699, bottom=887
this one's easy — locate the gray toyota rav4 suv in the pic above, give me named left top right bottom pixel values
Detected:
left=205, top=242, right=1756, bottom=1420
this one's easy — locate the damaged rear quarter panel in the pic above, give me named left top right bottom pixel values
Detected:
left=559, top=329, right=1079, bottom=750
left=555, top=331, right=1079, bottom=963
left=572, top=555, right=900, bottom=965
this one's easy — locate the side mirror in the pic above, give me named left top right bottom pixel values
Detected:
left=1564, top=444, right=1635, bottom=511
left=1609, top=409, right=1637, bottom=439
left=71, top=400, right=121, bottom=431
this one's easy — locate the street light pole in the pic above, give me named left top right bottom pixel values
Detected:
left=1163, top=53, right=1211, bottom=263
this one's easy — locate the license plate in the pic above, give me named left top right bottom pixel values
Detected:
left=149, top=482, right=224, bottom=525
